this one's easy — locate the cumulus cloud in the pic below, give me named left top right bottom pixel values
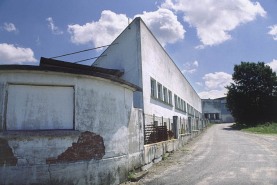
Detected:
left=135, top=8, right=185, bottom=46
left=266, top=59, right=277, bottom=72
left=198, top=89, right=228, bottom=99
left=68, top=9, right=185, bottom=48
left=193, top=61, right=198, bottom=67
left=182, top=61, right=198, bottom=74
left=46, top=17, right=63, bottom=35
left=196, top=82, right=203, bottom=86
left=203, top=72, right=233, bottom=89
left=68, top=10, right=128, bottom=46
left=162, top=0, right=266, bottom=47
left=198, top=72, right=233, bottom=99
left=268, top=25, right=277, bottom=40
left=0, top=43, right=37, bottom=64
left=4, top=23, right=17, bottom=32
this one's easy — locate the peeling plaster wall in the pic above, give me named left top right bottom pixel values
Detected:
left=0, top=70, right=144, bottom=185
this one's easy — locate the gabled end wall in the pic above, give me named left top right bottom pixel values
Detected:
left=93, top=18, right=143, bottom=109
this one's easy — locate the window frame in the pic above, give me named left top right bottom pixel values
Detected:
left=174, top=95, right=178, bottom=108
left=157, top=83, right=163, bottom=100
left=150, top=78, right=157, bottom=98
left=168, top=90, right=172, bottom=105
left=163, top=87, right=168, bottom=103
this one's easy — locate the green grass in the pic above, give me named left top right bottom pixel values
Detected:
left=162, top=153, right=168, bottom=160
left=127, top=172, right=135, bottom=180
left=179, top=147, right=190, bottom=152
left=232, top=123, right=277, bottom=134
left=208, top=122, right=216, bottom=127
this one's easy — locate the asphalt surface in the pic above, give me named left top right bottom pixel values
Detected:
left=140, top=123, right=277, bottom=185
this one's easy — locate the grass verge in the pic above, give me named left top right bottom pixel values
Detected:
left=231, top=123, right=277, bottom=134
left=208, top=122, right=216, bottom=127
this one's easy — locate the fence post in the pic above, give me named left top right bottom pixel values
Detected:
left=188, top=117, right=192, bottom=134
left=173, top=116, right=179, bottom=139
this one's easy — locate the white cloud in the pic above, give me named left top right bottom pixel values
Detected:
left=182, top=69, right=196, bottom=74
left=198, top=89, right=227, bottom=99
left=4, top=23, right=17, bottom=32
left=182, top=61, right=198, bottom=74
left=266, top=59, right=277, bottom=72
left=198, top=72, right=233, bottom=99
left=135, top=8, right=185, bottom=46
left=268, top=25, right=277, bottom=40
left=46, top=17, right=63, bottom=35
left=36, top=37, right=41, bottom=45
left=162, top=0, right=266, bottom=47
left=195, top=45, right=205, bottom=50
left=0, top=43, right=37, bottom=64
left=196, top=82, right=203, bottom=86
left=68, top=9, right=185, bottom=48
left=68, top=10, right=128, bottom=46
left=203, top=72, right=233, bottom=89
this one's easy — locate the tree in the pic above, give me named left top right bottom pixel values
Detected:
left=226, top=62, right=277, bottom=126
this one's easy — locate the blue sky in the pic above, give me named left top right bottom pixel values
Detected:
left=0, top=0, right=277, bottom=99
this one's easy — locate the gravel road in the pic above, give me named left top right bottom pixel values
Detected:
left=131, top=123, right=277, bottom=185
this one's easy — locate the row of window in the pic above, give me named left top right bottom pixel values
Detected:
left=174, top=94, right=186, bottom=112
left=151, top=77, right=201, bottom=117
left=151, top=78, right=172, bottom=105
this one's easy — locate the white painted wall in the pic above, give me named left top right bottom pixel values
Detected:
left=93, top=19, right=143, bottom=109
left=93, top=17, right=202, bottom=121
left=139, top=20, right=202, bottom=119
left=6, top=85, right=74, bottom=130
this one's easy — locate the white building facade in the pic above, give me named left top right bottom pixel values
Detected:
left=93, top=17, right=202, bottom=125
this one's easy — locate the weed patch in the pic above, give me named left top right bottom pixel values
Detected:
left=231, top=123, right=277, bottom=134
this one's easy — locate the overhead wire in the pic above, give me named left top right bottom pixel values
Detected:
left=50, top=43, right=118, bottom=63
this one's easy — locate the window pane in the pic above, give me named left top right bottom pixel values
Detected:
left=163, top=88, right=168, bottom=103
left=158, top=84, right=162, bottom=100
left=168, top=91, right=172, bottom=104
left=151, top=79, right=156, bottom=97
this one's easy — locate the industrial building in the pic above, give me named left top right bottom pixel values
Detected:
left=202, top=97, right=234, bottom=123
left=93, top=17, right=202, bottom=127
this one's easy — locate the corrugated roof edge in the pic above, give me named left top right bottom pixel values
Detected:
left=0, top=65, right=142, bottom=92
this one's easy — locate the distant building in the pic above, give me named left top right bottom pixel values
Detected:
left=202, top=97, right=234, bottom=123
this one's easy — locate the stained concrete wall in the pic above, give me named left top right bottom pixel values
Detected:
left=0, top=70, right=144, bottom=185
left=142, top=119, right=209, bottom=171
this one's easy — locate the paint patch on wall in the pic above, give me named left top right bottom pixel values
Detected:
left=0, top=139, right=18, bottom=166
left=46, top=131, right=105, bottom=164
